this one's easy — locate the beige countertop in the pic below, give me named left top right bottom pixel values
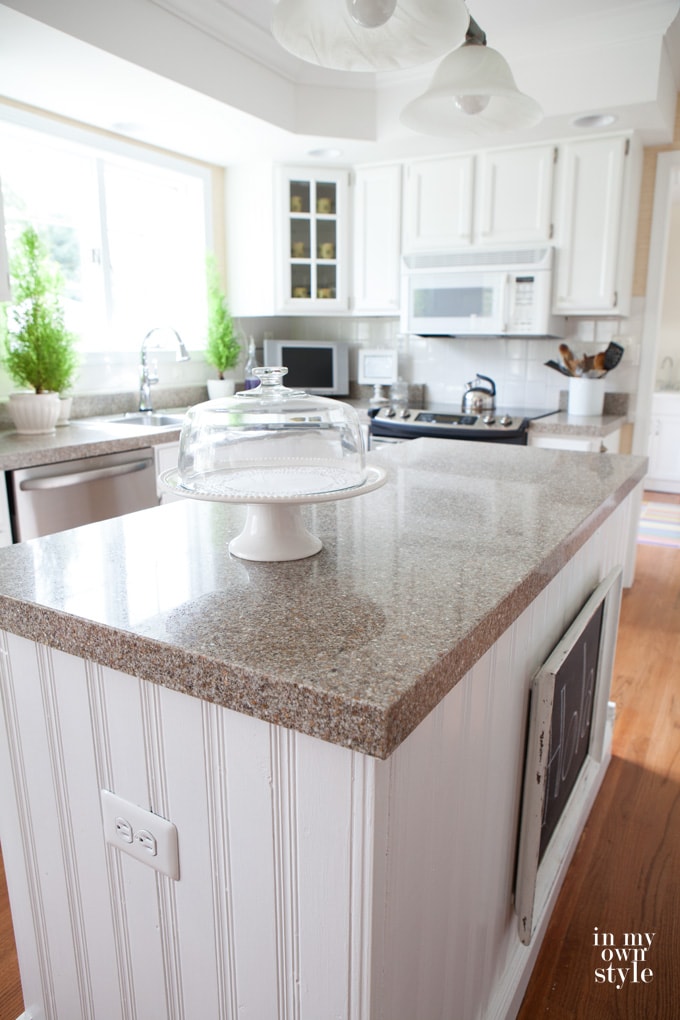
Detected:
left=0, top=396, right=626, bottom=471
left=0, top=438, right=646, bottom=758
left=528, top=411, right=626, bottom=437
left=0, top=416, right=182, bottom=471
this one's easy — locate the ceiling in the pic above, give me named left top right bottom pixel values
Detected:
left=1, top=0, right=680, bottom=167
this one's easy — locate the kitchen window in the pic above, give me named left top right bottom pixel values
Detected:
left=0, top=107, right=211, bottom=352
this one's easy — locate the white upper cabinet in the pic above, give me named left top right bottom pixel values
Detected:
left=224, top=134, right=641, bottom=319
left=225, top=163, right=349, bottom=316
left=552, top=135, right=641, bottom=316
left=474, top=145, right=556, bottom=246
left=403, top=154, right=475, bottom=251
left=403, top=145, right=556, bottom=253
left=277, top=166, right=349, bottom=313
left=352, top=163, right=402, bottom=314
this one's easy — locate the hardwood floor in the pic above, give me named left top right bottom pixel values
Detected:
left=0, top=849, right=21, bottom=1020
left=0, top=498, right=678, bottom=1020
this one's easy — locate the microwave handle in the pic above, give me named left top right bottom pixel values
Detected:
left=497, top=273, right=507, bottom=332
left=502, top=273, right=514, bottom=333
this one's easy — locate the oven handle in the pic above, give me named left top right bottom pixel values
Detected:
left=19, top=459, right=152, bottom=492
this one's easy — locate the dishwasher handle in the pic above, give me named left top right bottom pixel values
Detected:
left=19, top=458, right=152, bottom=492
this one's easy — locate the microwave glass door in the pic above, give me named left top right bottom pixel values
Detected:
left=408, top=271, right=506, bottom=334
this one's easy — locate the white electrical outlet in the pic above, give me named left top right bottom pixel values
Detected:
left=100, top=790, right=179, bottom=880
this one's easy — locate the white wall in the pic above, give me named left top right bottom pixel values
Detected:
left=656, top=200, right=680, bottom=389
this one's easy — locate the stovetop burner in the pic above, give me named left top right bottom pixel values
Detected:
left=369, top=405, right=559, bottom=445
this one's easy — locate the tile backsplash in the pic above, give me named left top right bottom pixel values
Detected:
left=0, top=304, right=642, bottom=417
left=247, top=301, right=643, bottom=412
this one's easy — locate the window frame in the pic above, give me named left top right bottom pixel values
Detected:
left=0, top=102, right=215, bottom=357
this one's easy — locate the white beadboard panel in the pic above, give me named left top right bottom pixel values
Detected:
left=349, top=750, right=377, bottom=1020
left=96, top=668, right=171, bottom=1020
left=0, top=631, right=55, bottom=1018
left=296, top=732, right=348, bottom=1018
left=2, top=635, right=83, bottom=1017
left=157, top=687, right=226, bottom=1019
left=0, top=490, right=635, bottom=1020
left=371, top=502, right=629, bottom=1020
left=220, top=706, right=281, bottom=1017
left=44, top=649, right=123, bottom=1020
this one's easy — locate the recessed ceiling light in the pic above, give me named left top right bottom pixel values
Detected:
left=111, top=121, right=143, bottom=134
left=571, top=113, right=618, bottom=129
left=307, top=147, right=343, bottom=159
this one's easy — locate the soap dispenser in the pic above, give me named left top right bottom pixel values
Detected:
left=244, top=336, right=259, bottom=390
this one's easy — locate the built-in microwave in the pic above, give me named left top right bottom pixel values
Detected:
left=401, top=246, right=564, bottom=337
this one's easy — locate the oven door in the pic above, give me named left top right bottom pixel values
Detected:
left=403, top=269, right=507, bottom=335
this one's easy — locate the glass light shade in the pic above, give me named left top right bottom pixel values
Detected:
left=176, top=367, right=368, bottom=499
left=271, top=0, right=469, bottom=72
left=400, top=43, right=543, bottom=136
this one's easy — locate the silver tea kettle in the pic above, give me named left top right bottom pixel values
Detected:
left=462, top=374, right=496, bottom=413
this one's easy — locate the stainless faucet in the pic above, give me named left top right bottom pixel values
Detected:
left=139, top=326, right=190, bottom=411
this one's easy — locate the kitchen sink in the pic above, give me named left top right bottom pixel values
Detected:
left=109, top=412, right=185, bottom=427
left=81, top=412, right=186, bottom=429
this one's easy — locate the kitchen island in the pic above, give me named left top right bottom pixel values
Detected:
left=0, top=439, right=646, bottom=1020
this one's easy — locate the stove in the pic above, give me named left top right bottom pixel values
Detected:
left=369, top=406, right=559, bottom=446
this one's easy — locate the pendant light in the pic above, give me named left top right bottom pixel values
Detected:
left=271, top=0, right=470, bottom=72
left=400, top=17, right=542, bottom=136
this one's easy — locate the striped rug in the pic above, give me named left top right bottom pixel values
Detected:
left=637, top=501, right=680, bottom=548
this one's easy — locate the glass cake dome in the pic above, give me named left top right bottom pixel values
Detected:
left=176, top=367, right=368, bottom=499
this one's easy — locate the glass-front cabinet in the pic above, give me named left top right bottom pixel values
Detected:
left=279, top=168, right=349, bottom=312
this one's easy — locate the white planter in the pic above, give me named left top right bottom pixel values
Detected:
left=8, top=392, right=60, bottom=434
left=207, top=378, right=236, bottom=399
left=567, top=377, right=606, bottom=416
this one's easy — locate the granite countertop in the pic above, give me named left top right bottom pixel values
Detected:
left=0, top=414, right=183, bottom=471
left=529, top=411, right=627, bottom=437
left=0, top=439, right=646, bottom=759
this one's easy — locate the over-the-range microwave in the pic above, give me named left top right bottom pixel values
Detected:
left=401, top=246, right=565, bottom=337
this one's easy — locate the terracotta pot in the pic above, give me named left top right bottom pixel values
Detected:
left=8, top=392, right=60, bottom=434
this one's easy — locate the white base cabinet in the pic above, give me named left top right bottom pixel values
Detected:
left=0, top=494, right=638, bottom=1020
left=647, top=394, right=680, bottom=492
left=529, top=429, right=621, bottom=454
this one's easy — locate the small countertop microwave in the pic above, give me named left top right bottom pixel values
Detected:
left=401, top=246, right=564, bottom=337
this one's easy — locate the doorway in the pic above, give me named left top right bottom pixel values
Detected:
left=634, top=149, right=680, bottom=457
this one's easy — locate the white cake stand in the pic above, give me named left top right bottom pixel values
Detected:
left=159, top=465, right=387, bottom=562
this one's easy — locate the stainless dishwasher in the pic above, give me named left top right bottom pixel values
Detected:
left=8, top=447, right=159, bottom=541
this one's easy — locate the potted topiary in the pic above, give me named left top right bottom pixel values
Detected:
left=1, top=226, right=78, bottom=433
left=205, top=253, right=241, bottom=398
